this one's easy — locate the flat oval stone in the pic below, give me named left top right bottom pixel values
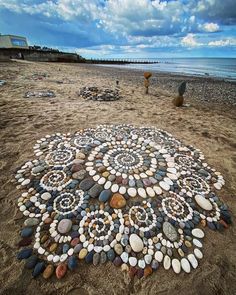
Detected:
left=172, top=258, right=181, bottom=274
left=181, top=258, right=191, bottom=273
left=43, top=264, right=54, bottom=279
left=138, top=188, right=147, bottom=198
left=32, top=262, right=45, bottom=277
left=193, top=238, right=203, bottom=248
left=24, top=218, right=39, bottom=227
left=79, top=178, right=95, bottom=191
left=159, top=181, right=170, bottom=191
left=192, top=228, right=204, bottom=238
left=21, top=227, right=33, bottom=238
left=194, top=248, right=203, bottom=259
left=163, top=222, right=178, bottom=242
left=68, top=256, right=78, bottom=270
left=187, top=254, right=198, bottom=269
left=163, top=255, right=171, bottom=270
left=99, top=190, right=112, bottom=202
left=88, top=184, right=103, bottom=198
left=25, top=255, right=38, bottom=269
left=129, top=234, right=144, bottom=252
left=78, top=248, right=88, bottom=259
left=154, top=251, right=163, bottom=262
left=17, top=248, right=33, bottom=260
left=129, top=257, right=137, bottom=266
left=56, top=263, right=67, bottom=279
left=127, top=188, right=137, bottom=197
left=58, top=219, right=72, bottom=234
left=195, top=195, right=213, bottom=211
left=41, top=192, right=51, bottom=200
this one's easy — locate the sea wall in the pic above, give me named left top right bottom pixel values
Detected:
left=0, top=48, right=83, bottom=62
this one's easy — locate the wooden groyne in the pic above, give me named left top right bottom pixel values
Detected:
left=87, top=59, right=159, bottom=64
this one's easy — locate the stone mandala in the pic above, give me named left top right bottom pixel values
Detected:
left=15, top=124, right=231, bottom=279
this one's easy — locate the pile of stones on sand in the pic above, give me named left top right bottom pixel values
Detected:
left=79, top=86, right=120, bottom=101
left=24, top=90, right=56, bottom=98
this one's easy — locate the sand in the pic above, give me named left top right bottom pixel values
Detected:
left=0, top=60, right=236, bottom=295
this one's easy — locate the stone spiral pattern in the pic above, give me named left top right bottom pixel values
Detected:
left=15, top=124, right=231, bottom=279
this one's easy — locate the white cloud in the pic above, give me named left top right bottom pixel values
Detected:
left=181, top=33, right=201, bottom=47
left=208, top=38, right=236, bottom=46
left=202, top=22, right=219, bottom=32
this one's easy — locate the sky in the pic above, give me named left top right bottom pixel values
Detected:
left=0, top=0, right=236, bottom=59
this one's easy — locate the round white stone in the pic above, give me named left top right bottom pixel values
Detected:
left=193, top=238, right=203, bottom=248
left=127, top=188, right=137, bottom=197
left=129, top=257, right=137, bottom=267
left=154, top=251, right=163, bottom=262
left=41, top=192, right=51, bottom=200
left=153, top=186, right=162, bottom=195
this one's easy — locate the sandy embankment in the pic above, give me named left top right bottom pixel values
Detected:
left=0, top=60, right=236, bottom=295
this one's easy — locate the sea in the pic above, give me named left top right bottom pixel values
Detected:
left=97, top=58, right=236, bottom=81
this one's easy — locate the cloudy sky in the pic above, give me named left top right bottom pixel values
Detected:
left=0, top=0, right=236, bottom=58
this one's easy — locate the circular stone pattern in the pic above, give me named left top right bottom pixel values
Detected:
left=14, top=124, right=231, bottom=280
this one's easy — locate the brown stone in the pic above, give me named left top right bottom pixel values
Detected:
left=173, top=95, right=184, bottom=107
left=129, top=267, right=137, bottom=279
left=144, top=72, right=152, bottom=79
left=110, top=193, right=126, bottom=209
left=49, top=243, right=58, bottom=252
left=219, top=219, right=229, bottom=229
left=43, top=264, right=54, bottom=279
left=144, top=266, right=153, bottom=277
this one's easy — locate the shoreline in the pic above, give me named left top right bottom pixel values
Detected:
left=96, top=63, right=236, bottom=83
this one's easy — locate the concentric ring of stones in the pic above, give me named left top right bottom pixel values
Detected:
left=14, top=124, right=231, bottom=279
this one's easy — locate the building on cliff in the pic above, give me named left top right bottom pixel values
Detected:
left=0, top=34, right=29, bottom=49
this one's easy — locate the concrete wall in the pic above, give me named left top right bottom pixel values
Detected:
left=0, top=48, right=84, bottom=63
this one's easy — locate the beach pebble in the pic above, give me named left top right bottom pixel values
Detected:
left=129, top=234, right=144, bottom=252
left=57, top=219, right=72, bottom=234
left=181, top=258, right=191, bottom=273
left=32, top=262, right=45, bottom=278
left=41, top=192, right=51, bottom=201
left=163, top=222, right=178, bottom=242
left=17, top=248, right=33, bottom=260
left=110, top=193, right=126, bottom=209
left=25, top=255, right=38, bottom=269
left=194, top=249, right=203, bottom=259
left=56, top=263, right=67, bottom=279
left=192, top=228, right=204, bottom=239
left=21, top=227, right=33, bottom=238
left=24, top=218, right=39, bottom=227
left=163, top=255, right=171, bottom=270
left=68, top=256, right=78, bottom=270
left=187, top=254, right=198, bottom=269
left=172, top=258, right=181, bottom=274
left=195, top=195, right=213, bottom=211
left=154, top=251, right=163, bottom=262
left=43, top=265, right=54, bottom=279
left=99, top=190, right=112, bottom=202
left=129, top=257, right=137, bottom=267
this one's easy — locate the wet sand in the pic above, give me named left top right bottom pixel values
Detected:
left=0, top=60, right=236, bottom=295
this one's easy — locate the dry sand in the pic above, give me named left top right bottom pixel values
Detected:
left=0, top=60, right=236, bottom=295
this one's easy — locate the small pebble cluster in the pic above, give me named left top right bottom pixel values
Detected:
left=24, top=90, right=55, bottom=98
left=15, top=124, right=231, bottom=279
left=79, top=86, right=120, bottom=101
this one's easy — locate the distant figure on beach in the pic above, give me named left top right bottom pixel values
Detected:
left=173, top=81, right=187, bottom=107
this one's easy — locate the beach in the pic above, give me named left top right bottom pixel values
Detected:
left=0, top=60, right=236, bottom=295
